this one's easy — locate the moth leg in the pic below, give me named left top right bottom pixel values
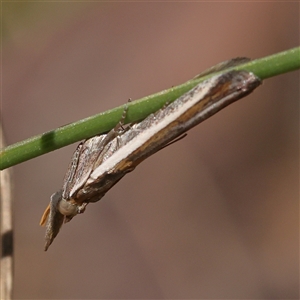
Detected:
left=162, top=101, right=170, bottom=109
left=77, top=202, right=88, bottom=214
left=115, top=100, right=131, bottom=133
left=114, top=100, right=132, bottom=146
left=99, top=102, right=130, bottom=149
left=194, top=57, right=251, bottom=79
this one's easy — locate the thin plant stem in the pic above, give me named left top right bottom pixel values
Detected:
left=0, top=47, right=299, bottom=170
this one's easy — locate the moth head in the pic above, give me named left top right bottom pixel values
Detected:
left=57, top=197, right=78, bottom=219
left=40, top=191, right=86, bottom=250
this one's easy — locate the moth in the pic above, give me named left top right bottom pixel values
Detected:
left=40, top=61, right=261, bottom=251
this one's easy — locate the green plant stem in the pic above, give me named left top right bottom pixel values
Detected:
left=1, top=47, right=299, bottom=170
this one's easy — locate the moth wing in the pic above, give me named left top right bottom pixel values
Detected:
left=62, top=135, right=107, bottom=200
left=74, top=137, right=126, bottom=203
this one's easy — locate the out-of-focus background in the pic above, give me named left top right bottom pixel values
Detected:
left=2, top=2, right=299, bottom=299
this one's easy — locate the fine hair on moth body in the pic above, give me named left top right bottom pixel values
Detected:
left=40, top=61, right=262, bottom=251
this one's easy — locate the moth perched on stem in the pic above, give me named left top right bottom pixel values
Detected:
left=40, top=61, right=261, bottom=251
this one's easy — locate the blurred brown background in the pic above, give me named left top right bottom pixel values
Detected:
left=2, top=2, right=299, bottom=299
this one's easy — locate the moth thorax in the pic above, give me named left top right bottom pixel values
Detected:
left=58, top=198, right=78, bottom=217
